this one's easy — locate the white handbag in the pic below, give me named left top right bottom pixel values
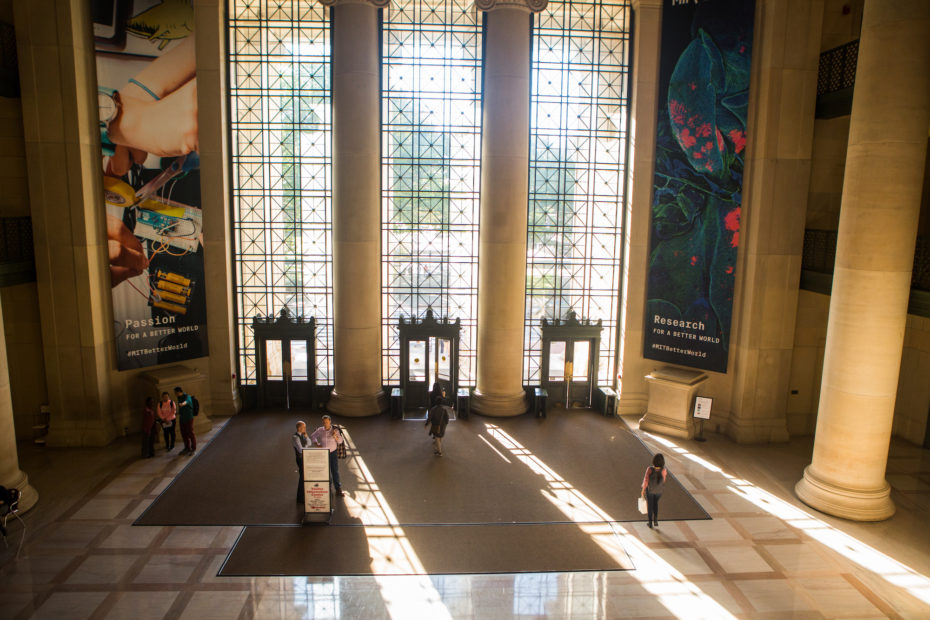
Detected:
left=637, top=496, right=647, bottom=515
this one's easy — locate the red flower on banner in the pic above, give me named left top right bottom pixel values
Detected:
left=724, top=206, right=741, bottom=247
left=728, top=129, right=746, bottom=154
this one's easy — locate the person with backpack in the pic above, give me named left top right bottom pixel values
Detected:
left=641, top=453, right=668, bottom=529
left=425, top=401, right=450, bottom=456
left=174, top=386, right=197, bottom=456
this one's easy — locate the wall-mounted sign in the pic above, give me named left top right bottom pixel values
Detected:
left=92, top=0, right=209, bottom=370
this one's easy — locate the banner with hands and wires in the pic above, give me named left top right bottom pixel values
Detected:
left=92, top=0, right=208, bottom=370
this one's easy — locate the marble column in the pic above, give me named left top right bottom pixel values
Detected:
left=0, top=297, right=38, bottom=513
left=616, top=0, right=662, bottom=416
left=795, top=0, right=930, bottom=521
left=471, top=0, right=545, bottom=417
left=322, top=0, right=388, bottom=416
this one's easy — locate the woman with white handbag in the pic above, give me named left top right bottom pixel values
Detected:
left=641, top=453, right=668, bottom=529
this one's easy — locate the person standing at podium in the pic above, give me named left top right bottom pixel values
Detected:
left=310, top=415, right=345, bottom=497
left=293, top=421, right=311, bottom=503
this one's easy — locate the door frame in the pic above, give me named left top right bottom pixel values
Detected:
left=540, top=311, right=602, bottom=410
left=252, top=309, right=317, bottom=410
left=398, top=308, right=461, bottom=412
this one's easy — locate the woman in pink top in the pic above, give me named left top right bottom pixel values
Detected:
left=641, top=453, right=668, bottom=529
left=156, top=391, right=177, bottom=451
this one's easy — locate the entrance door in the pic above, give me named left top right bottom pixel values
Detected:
left=540, top=312, right=602, bottom=412
left=405, top=336, right=455, bottom=411
left=263, top=339, right=288, bottom=407
left=432, top=337, right=454, bottom=403
left=253, top=310, right=317, bottom=410
left=398, top=309, right=461, bottom=416
left=406, top=339, right=429, bottom=411
left=544, top=338, right=595, bottom=408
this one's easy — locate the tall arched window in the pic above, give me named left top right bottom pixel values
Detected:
left=525, top=0, right=631, bottom=386
left=229, top=1, right=334, bottom=385
left=381, top=0, right=482, bottom=385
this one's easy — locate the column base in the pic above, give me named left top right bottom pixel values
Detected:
left=470, top=389, right=527, bottom=417
left=795, top=466, right=895, bottom=522
left=617, top=391, right=648, bottom=416
left=1, top=469, right=38, bottom=514
left=327, top=389, right=386, bottom=417
left=638, top=412, right=693, bottom=440
left=725, top=416, right=790, bottom=444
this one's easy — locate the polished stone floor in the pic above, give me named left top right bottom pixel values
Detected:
left=1, top=414, right=929, bottom=619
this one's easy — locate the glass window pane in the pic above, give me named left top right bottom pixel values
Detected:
left=266, top=340, right=283, bottom=381
left=573, top=340, right=589, bottom=381
left=409, top=340, right=426, bottom=382
left=548, top=341, right=566, bottom=382
left=524, top=0, right=630, bottom=385
left=230, top=5, right=334, bottom=385
left=382, top=0, right=481, bottom=387
left=437, top=338, right=451, bottom=380
left=291, top=340, right=308, bottom=381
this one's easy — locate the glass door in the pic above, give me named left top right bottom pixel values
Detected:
left=407, top=339, right=429, bottom=411
left=568, top=339, right=593, bottom=407
left=432, top=337, right=454, bottom=403
left=542, top=338, right=596, bottom=409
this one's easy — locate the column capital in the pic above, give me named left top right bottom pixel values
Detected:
left=476, top=0, right=547, bottom=14
left=319, top=0, right=390, bottom=8
left=631, top=0, right=662, bottom=10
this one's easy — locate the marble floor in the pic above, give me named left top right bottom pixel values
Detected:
left=1, top=414, right=929, bottom=619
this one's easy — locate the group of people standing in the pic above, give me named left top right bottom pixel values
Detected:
left=293, top=416, right=346, bottom=504
left=141, top=386, right=197, bottom=458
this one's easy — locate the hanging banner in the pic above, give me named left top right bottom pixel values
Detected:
left=643, top=0, right=755, bottom=373
left=92, top=0, right=208, bottom=370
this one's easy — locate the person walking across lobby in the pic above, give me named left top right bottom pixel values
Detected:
left=425, top=401, right=450, bottom=456
left=641, top=453, right=668, bottom=529
left=293, top=421, right=311, bottom=504
left=175, top=386, right=196, bottom=456
left=156, top=391, right=177, bottom=451
left=310, top=415, right=345, bottom=497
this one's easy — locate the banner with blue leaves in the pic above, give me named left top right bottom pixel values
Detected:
left=643, top=0, right=755, bottom=373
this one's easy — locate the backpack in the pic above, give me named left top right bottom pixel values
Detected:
left=334, top=425, right=347, bottom=459
left=191, top=396, right=200, bottom=416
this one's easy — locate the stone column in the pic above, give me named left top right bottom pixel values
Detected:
left=616, top=0, right=661, bottom=416
left=795, top=0, right=930, bottom=521
left=0, top=297, right=38, bottom=513
left=322, top=0, right=388, bottom=416
left=727, top=0, right=823, bottom=443
left=15, top=0, right=116, bottom=446
left=471, top=0, right=545, bottom=417
left=194, top=0, right=241, bottom=415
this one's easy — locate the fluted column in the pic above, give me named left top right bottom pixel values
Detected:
left=0, top=297, right=38, bottom=513
left=471, top=0, right=545, bottom=417
left=795, top=0, right=930, bottom=521
left=323, top=0, right=388, bottom=416
left=616, top=0, right=662, bottom=415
